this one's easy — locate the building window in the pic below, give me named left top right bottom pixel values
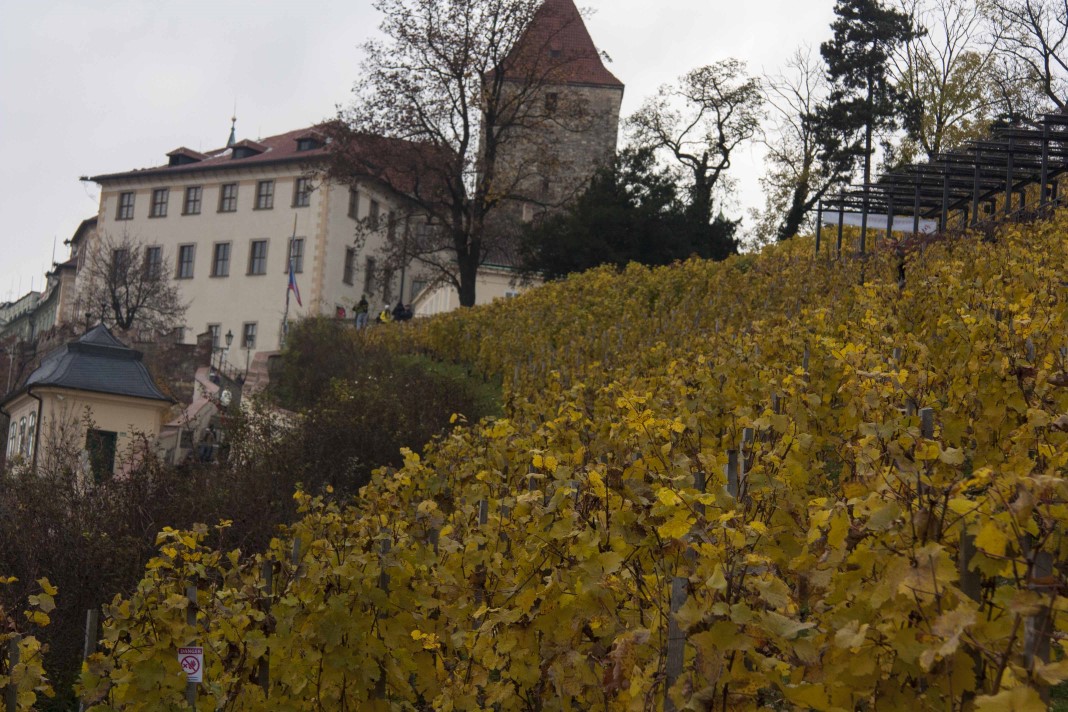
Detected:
left=25, top=413, right=35, bottom=459
left=364, top=256, right=376, bottom=290
left=248, top=239, right=268, bottom=275
left=150, top=188, right=169, bottom=218
left=296, top=137, right=321, bottom=151
left=117, top=192, right=135, bottom=220
left=111, top=248, right=131, bottom=279
left=177, top=244, right=195, bottom=279
left=387, top=210, right=398, bottom=241
left=343, top=247, right=356, bottom=285
left=410, top=279, right=427, bottom=300
left=293, top=177, right=312, bottom=207
left=144, top=246, right=163, bottom=279
left=545, top=92, right=559, bottom=114
left=219, top=183, right=238, bottom=212
left=369, top=200, right=380, bottom=230
left=286, top=237, right=304, bottom=274
left=85, top=429, right=118, bottom=482
left=7, top=422, right=15, bottom=459
left=18, top=418, right=26, bottom=457
left=348, top=188, right=360, bottom=218
left=255, top=180, right=274, bottom=210
left=211, top=242, right=231, bottom=277
left=242, top=322, right=257, bottom=349
left=208, top=323, right=221, bottom=348
left=183, top=186, right=202, bottom=215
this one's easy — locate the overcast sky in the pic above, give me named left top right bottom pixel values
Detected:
left=0, top=0, right=836, bottom=303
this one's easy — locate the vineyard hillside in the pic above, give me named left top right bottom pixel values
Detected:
left=48, top=217, right=1068, bottom=709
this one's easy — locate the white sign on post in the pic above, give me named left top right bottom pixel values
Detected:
left=178, top=646, right=204, bottom=683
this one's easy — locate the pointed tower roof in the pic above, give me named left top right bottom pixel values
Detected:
left=505, top=0, right=623, bottom=89
left=226, top=115, right=237, bottom=148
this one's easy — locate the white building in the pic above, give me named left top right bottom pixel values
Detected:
left=87, top=125, right=428, bottom=354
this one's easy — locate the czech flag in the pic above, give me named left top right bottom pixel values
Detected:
left=288, top=260, right=302, bottom=307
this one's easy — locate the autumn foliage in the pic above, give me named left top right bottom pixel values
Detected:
left=51, top=213, right=1068, bottom=709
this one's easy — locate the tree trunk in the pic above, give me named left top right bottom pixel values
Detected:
left=454, top=224, right=480, bottom=308
left=777, top=182, right=812, bottom=241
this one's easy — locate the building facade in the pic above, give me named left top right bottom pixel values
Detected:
left=1, top=325, right=173, bottom=478
left=88, top=127, right=427, bottom=354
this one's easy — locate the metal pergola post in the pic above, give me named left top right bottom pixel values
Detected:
left=815, top=199, right=823, bottom=254
left=836, top=190, right=845, bottom=256
left=886, top=194, right=895, bottom=240
left=1041, top=119, right=1051, bottom=206
left=940, top=168, right=950, bottom=231
left=1005, top=136, right=1016, bottom=216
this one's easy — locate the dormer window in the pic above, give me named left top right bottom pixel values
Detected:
left=231, top=140, right=267, bottom=160
left=296, top=137, right=323, bottom=152
left=167, top=147, right=206, bottom=166
left=549, top=48, right=562, bottom=58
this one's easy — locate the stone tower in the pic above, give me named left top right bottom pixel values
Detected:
left=492, top=0, right=625, bottom=224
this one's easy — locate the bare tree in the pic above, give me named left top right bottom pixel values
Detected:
left=988, top=0, right=1068, bottom=109
left=327, top=0, right=605, bottom=307
left=888, top=0, right=1033, bottom=164
left=755, top=48, right=855, bottom=242
left=627, top=59, right=764, bottom=230
left=79, top=232, right=186, bottom=334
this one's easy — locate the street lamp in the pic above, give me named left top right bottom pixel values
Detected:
left=244, top=334, right=255, bottom=379
left=214, top=329, right=234, bottom=371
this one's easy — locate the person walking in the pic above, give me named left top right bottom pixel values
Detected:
left=376, top=303, right=393, bottom=324
left=354, top=295, right=369, bottom=329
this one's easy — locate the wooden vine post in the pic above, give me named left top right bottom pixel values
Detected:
left=77, top=609, right=100, bottom=712
left=258, top=562, right=273, bottom=697
left=664, top=457, right=711, bottom=710
left=376, top=534, right=392, bottom=700
left=185, top=585, right=197, bottom=709
left=5, top=636, right=19, bottom=712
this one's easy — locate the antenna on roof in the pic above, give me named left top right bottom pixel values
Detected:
left=227, top=102, right=237, bottom=148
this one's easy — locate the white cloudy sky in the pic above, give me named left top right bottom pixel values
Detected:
left=0, top=0, right=836, bottom=302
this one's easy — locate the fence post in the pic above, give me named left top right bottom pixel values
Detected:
left=376, top=535, right=391, bottom=700
left=185, top=585, right=197, bottom=709
left=663, top=577, right=688, bottom=712
left=258, top=562, right=273, bottom=697
left=1024, top=547, right=1054, bottom=704
left=5, top=636, right=19, bottom=712
left=290, top=537, right=302, bottom=579
left=740, top=428, right=755, bottom=498
left=919, top=408, right=935, bottom=439
left=726, top=450, right=740, bottom=499
left=77, top=610, right=100, bottom=712
left=958, top=534, right=981, bottom=603
left=474, top=500, right=489, bottom=616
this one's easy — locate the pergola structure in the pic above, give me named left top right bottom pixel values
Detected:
left=816, top=112, right=1068, bottom=254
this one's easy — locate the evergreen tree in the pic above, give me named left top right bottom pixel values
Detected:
left=818, top=0, right=922, bottom=247
left=519, top=149, right=736, bottom=280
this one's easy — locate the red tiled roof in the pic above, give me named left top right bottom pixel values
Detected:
left=90, top=126, right=334, bottom=183
left=321, top=121, right=454, bottom=202
left=503, top=0, right=623, bottom=89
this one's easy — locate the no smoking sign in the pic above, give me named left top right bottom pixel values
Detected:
left=178, top=646, right=204, bottom=683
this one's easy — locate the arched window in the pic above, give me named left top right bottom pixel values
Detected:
left=6, top=422, right=15, bottom=458
left=25, top=413, right=36, bottom=460
left=18, top=418, right=26, bottom=457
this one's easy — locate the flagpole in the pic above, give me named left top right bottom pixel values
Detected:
left=282, top=214, right=298, bottom=349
